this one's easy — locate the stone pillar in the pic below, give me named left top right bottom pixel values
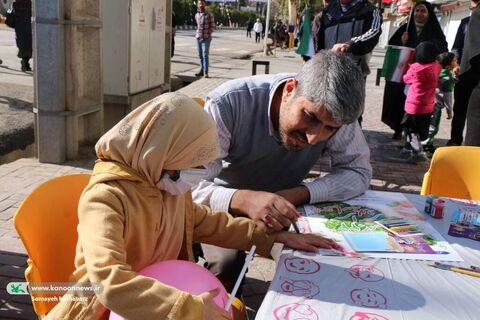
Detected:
left=288, top=0, right=297, bottom=28
left=34, top=0, right=66, bottom=163
left=34, top=0, right=103, bottom=163
left=64, top=0, right=103, bottom=159
left=263, top=0, right=271, bottom=56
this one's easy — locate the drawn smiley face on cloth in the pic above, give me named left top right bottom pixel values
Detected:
left=284, top=257, right=320, bottom=274
left=346, top=264, right=385, bottom=282
left=348, top=311, right=390, bottom=320
left=350, top=288, right=387, bottom=309
left=280, top=278, right=320, bottom=299
left=273, top=303, right=319, bottom=320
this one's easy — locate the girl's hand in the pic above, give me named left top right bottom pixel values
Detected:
left=199, top=288, right=231, bottom=320
left=275, top=231, right=341, bottom=253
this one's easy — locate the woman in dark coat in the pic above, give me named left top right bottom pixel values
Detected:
left=13, top=0, right=32, bottom=72
left=463, top=5, right=480, bottom=146
left=381, top=1, right=447, bottom=139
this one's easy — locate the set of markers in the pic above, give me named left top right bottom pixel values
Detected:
left=374, top=218, right=424, bottom=238
left=448, top=207, right=480, bottom=241
left=454, top=208, right=480, bottom=227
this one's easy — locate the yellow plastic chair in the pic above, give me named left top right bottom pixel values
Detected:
left=13, top=173, right=91, bottom=317
left=421, top=146, right=480, bottom=200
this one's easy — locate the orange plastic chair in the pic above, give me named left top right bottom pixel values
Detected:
left=421, top=146, right=480, bottom=200
left=229, top=294, right=247, bottom=320
left=13, top=173, right=91, bottom=317
left=192, top=97, right=205, bottom=107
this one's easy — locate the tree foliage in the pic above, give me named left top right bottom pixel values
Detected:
left=172, top=0, right=326, bottom=26
left=173, top=0, right=196, bottom=26
left=173, top=0, right=264, bottom=26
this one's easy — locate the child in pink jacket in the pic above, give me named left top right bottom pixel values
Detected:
left=401, top=41, right=442, bottom=162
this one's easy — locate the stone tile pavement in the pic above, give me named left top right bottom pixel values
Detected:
left=0, top=47, right=454, bottom=319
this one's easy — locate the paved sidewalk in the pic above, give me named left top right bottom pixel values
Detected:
left=0, top=46, right=452, bottom=319
left=0, top=25, right=35, bottom=162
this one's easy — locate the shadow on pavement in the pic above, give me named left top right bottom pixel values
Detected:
left=0, top=95, right=32, bottom=111
left=0, top=250, right=36, bottom=320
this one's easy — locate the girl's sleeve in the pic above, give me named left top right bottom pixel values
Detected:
left=77, top=184, right=205, bottom=320
left=403, top=65, right=414, bottom=84
left=191, top=201, right=276, bottom=257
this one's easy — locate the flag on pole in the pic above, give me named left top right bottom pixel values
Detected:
left=296, top=8, right=315, bottom=58
left=381, top=45, right=416, bottom=83
left=397, top=0, right=411, bottom=13
left=396, top=0, right=422, bottom=14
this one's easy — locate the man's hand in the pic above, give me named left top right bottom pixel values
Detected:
left=275, top=232, right=340, bottom=253
left=230, top=190, right=299, bottom=232
left=332, top=43, right=350, bottom=53
left=401, top=32, right=409, bottom=45
left=199, top=288, right=231, bottom=320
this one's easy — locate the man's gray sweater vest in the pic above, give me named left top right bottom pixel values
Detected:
left=207, top=74, right=327, bottom=193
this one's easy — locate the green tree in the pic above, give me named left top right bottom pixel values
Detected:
left=173, top=0, right=196, bottom=26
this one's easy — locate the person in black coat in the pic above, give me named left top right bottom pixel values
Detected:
left=0, top=13, right=3, bottom=64
left=381, top=1, right=447, bottom=139
left=246, top=18, right=253, bottom=38
left=463, top=5, right=480, bottom=146
left=13, top=0, right=32, bottom=72
left=171, top=11, right=177, bottom=57
left=447, top=0, right=479, bottom=146
left=315, top=0, right=382, bottom=77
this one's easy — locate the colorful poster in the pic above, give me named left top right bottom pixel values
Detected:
left=303, top=191, right=462, bottom=261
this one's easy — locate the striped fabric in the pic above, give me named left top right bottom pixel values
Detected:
left=382, top=45, right=416, bottom=83
left=195, top=11, right=215, bottom=39
left=350, top=7, right=382, bottom=45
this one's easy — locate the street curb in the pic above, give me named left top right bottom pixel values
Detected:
left=0, top=124, right=34, bottom=157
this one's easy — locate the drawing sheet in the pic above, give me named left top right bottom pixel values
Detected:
left=303, top=191, right=462, bottom=261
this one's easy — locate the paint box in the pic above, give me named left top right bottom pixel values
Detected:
left=448, top=208, right=480, bottom=241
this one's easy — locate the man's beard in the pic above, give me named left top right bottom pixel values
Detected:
left=279, top=128, right=307, bottom=151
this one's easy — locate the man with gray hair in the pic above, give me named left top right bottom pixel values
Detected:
left=193, top=51, right=371, bottom=293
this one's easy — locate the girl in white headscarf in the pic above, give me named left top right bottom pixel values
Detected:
left=46, top=93, right=338, bottom=320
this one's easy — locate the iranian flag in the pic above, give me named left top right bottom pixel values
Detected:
left=296, top=9, right=315, bottom=58
left=397, top=0, right=412, bottom=13
left=382, top=45, right=415, bottom=83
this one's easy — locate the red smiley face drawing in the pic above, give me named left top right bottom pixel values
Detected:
left=350, top=288, right=387, bottom=309
left=273, top=303, right=319, bottom=320
left=280, top=279, right=320, bottom=298
left=284, top=257, right=320, bottom=274
left=346, top=264, right=385, bottom=282
left=348, top=311, right=389, bottom=320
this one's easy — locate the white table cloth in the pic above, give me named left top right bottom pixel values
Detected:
left=255, top=193, right=480, bottom=320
